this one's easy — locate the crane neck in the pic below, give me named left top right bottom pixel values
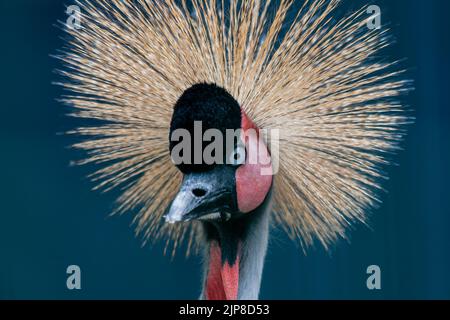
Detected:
left=201, top=190, right=272, bottom=300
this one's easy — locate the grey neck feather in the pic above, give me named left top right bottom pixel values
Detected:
left=236, top=195, right=271, bottom=299
left=200, top=192, right=272, bottom=300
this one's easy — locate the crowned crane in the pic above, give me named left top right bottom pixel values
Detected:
left=165, top=83, right=274, bottom=299
left=58, top=0, right=410, bottom=300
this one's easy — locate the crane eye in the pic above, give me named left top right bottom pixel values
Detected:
left=228, top=144, right=246, bottom=166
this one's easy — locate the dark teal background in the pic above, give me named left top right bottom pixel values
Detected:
left=1, top=0, right=449, bottom=299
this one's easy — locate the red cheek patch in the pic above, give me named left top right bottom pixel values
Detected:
left=236, top=111, right=273, bottom=213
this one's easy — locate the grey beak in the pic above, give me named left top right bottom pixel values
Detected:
left=164, top=167, right=235, bottom=223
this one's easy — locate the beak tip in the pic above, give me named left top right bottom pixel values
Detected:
left=164, top=209, right=192, bottom=224
left=164, top=214, right=180, bottom=224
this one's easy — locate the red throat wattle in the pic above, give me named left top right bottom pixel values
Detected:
left=205, top=242, right=240, bottom=300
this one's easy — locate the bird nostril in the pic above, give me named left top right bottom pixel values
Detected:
left=192, top=188, right=207, bottom=198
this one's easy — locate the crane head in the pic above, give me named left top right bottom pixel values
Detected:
left=165, top=83, right=273, bottom=224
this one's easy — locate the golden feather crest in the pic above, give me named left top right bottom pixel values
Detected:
left=58, top=0, right=410, bottom=254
